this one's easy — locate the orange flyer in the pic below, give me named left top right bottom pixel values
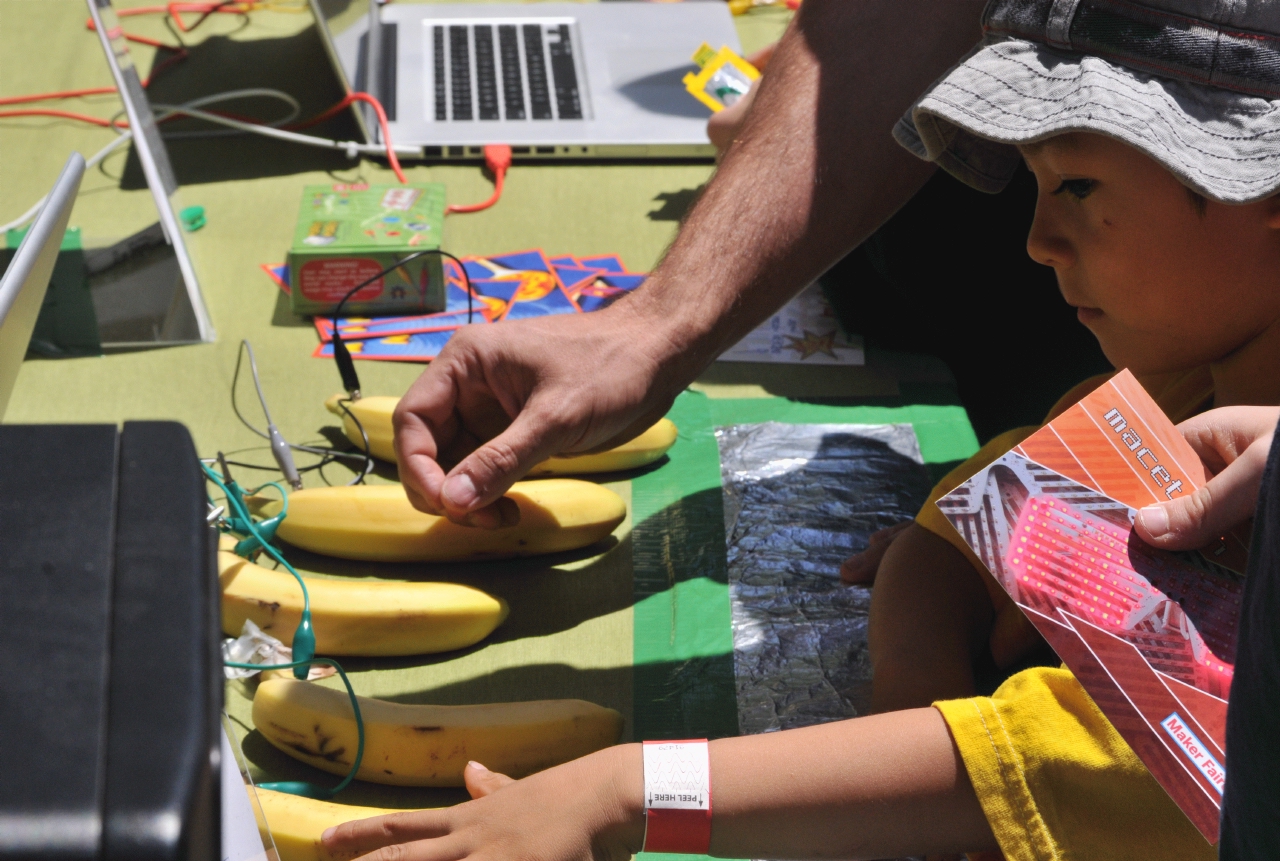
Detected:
left=937, top=370, right=1245, bottom=843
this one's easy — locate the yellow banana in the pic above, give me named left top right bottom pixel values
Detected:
left=271, top=480, right=626, bottom=563
left=219, top=550, right=508, bottom=656
left=325, top=395, right=399, bottom=463
left=325, top=395, right=677, bottom=474
left=252, top=787, right=407, bottom=861
left=529, top=418, right=678, bottom=475
left=253, top=678, right=624, bottom=787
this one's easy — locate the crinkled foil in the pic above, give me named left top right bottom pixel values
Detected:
left=718, top=422, right=934, bottom=734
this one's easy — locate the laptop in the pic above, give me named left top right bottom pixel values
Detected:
left=0, top=153, right=82, bottom=417
left=311, top=0, right=742, bottom=160
left=85, top=0, right=216, bottom=344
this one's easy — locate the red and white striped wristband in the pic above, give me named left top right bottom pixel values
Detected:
left=641, top=740, right=712, bottom=854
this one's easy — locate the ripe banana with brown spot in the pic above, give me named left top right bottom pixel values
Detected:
left=268, top=480, right=626, bottom=563
left=325, top=394, right=677, bottom=474
left=219, top=548, right=508, bottom=656
left=253, top=677, right=624, bottom=787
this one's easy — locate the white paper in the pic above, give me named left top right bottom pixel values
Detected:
left=718, top=283, right=864, bottom=365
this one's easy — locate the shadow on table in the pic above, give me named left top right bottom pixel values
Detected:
left=119, top=25, right=361, bottom=188
left=648, top=186, right=704, bottom=222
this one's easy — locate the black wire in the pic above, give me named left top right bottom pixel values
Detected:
left=330, top=249, right=475, bottom=398
left=336, top=398, right=373, bottom=485
left=217, top=457, right=335, bottom=474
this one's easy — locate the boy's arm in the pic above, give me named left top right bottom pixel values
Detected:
left=322, top=708, right=998, bottom=861
left=394, top=0, right=986, bottom=525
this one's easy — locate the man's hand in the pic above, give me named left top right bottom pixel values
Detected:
left=1135, top=406, right=1279, bottom=550
left=393, top=0, right=983, bottom=524
left=707, top=44, right=777, bottom=153
left=393, top=303, right=682, bottom=526
left=321, top=749, right=644, bottom=861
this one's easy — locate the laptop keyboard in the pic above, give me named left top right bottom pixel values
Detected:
left=430, top=19, right=585, bottom=122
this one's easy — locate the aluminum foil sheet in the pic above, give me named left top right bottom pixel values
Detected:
left=718, top=422, right=934, bottom=734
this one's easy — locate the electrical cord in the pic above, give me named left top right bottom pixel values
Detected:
left=329, top=249, right=475, bottom=401
left=222, top=656, right=365, bottom=798
left=445, top=144, right=511, bottom=215
left=232, top=340, right=302, bottom=489
left=204, top=459, right=366, bottom=799
left=0, top=86, right=410, bottom=234
left=230, top=339, right=374, bottom=485
left=0, top=88, right=302, bottom=234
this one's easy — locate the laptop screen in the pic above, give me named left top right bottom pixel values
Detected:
left=0, top=154, right=83, bottom=419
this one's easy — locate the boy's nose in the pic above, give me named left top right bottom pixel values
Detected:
left=1026, top=201, right=1075, bottom=270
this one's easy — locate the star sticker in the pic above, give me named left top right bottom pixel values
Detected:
left=784, top=329, right=839, bottom=360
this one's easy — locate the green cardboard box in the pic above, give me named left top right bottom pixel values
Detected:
left=287, top=183, right=447, bottom=317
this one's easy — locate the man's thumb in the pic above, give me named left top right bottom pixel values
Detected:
left=441, top=410, right=566, bottom=520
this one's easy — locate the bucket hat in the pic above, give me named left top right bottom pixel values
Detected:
left=894, top=0, right=1280, bottom=203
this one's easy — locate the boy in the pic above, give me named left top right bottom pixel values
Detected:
left=322, top=1, right=1280, bottom=858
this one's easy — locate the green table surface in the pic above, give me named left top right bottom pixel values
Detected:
left=0, top=0, right=980, bottom=838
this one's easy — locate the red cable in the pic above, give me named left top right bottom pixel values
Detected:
left=340, top=92, right=407, bottom=183
left=446, top=144, right=511, bottom=214
left=0, top=109, right=121, bottom=127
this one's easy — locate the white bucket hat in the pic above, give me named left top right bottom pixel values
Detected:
left=894, top=0, right=1280, bottom=204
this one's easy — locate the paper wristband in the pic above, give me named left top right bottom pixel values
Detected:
left=642, top=740, right=711, bottom=854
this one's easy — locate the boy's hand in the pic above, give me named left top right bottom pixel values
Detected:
left=1136, top=406, right=1279, bottom=550
left=321, top=748, right=644, bottom=861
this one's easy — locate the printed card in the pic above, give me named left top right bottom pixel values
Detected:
left=937, top=369, right=1246, bottom=843
left=718, top=283, right=864, bottom=365
left=312, top=329, right=456, bottom=362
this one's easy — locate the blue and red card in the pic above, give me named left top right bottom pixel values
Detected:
left=275, top=249, right=648, bottom=362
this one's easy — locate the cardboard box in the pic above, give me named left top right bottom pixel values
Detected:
left=287, top=183, right=446, bottom=317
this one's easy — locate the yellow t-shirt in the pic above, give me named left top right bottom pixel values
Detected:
left=917, top=367, right=1217, bottom=860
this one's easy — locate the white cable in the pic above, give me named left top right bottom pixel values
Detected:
left=156, top=104, right=420, bottom=156
left=0, top=87, right=421, bottom=233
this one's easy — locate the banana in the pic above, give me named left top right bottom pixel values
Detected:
left=253, top=678, right=624, bottom=786
left=529, top=418, right=679, bottom=476
left=252, top=787, right=407, bottom=861
left=270, top=480, right=626, bottom=563
left=219, top=550, right=508, bottom=656
left=325, top=395, right=677, bottom=474
left=325, top=395, right=399, bottom=463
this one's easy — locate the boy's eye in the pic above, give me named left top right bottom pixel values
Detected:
left=1052, top=178, right=1097, bottom=200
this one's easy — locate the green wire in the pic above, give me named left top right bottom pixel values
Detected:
left=205, top=461, right=366, bottom=799
left=202, top=463, right=310, bottom=619
left=224, top=657, right=366, bottom=798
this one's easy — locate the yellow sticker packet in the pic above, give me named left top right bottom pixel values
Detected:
left=683, top=42, right=760, bottom=113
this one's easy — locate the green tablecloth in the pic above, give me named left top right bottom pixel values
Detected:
left=0, top=0, right=980, bottom=827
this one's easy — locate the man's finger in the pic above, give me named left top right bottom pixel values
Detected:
left=1136, top=430, right=1273, bottom=550
left=440, top=408, right=572, bottom=517
left=463, top=761, right=516, bottom=798
left=322, top=809, right=451, bottom=857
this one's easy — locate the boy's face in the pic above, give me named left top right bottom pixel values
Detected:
left=1019, top=133, right=1280, bottom=374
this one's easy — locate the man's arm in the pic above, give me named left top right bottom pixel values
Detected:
left=322, top=707, right=998, bottom=861
left=395, top=1, right=986, bottom=523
